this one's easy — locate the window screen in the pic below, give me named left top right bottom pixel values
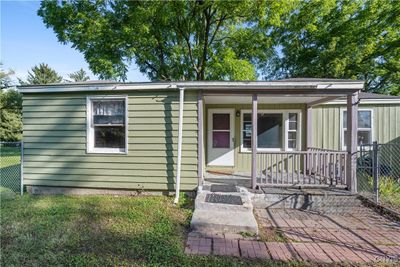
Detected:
left=91, top=99, right=126, bottom=150
left=242, top=113, right=283, bottom=149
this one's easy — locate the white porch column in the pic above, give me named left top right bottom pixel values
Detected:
left=346, top=92, right=359, bottom=193
left=251, top=94, right=258, bottom=189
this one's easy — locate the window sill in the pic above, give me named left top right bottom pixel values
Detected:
left=87, top=148, right=127, bottom=155
left=341, top=146, right=366, bottom=151
left=240, top=148, right=285, bottom=153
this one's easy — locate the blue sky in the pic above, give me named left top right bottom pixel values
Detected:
left=1, top=0, right=148, bottom=83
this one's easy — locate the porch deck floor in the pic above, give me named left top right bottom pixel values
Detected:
left=204, top=171, right=347, bottom=190
left=204, top=171, right=252, bottom=187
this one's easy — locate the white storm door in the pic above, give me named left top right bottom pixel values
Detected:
left=207, top=109, right=235, bottom=166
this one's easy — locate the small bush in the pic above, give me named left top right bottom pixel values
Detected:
left=378, top=176, right=400, bottom=209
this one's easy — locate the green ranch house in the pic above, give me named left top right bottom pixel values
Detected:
left=19, top=79, right=400, bottom=199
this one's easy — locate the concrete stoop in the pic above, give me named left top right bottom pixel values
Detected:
left=190, top=185, right=258, bottom=235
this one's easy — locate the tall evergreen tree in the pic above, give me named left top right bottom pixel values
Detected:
left=19, top=63, right=63, bottom=85
left=68, top=68, right=90, bottom=82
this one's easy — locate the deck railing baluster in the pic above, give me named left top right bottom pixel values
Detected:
left=254, top=149, right=347, bottom=187
left=292, top=154, right=295, bottom=184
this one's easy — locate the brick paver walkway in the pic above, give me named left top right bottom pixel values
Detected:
left=185, top=208, right=400, bottom=263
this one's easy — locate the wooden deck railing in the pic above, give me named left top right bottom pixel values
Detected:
left=257, top=148, right=347, bottom=186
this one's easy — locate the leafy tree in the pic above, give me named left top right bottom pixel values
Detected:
left=266, top=0, right=400, bottom=94
left=1, top=64, right=21, bottom=141
left=68, top=68, right=90, bottom=82
left=38, top=0, right=295, bottom=81
left=0, top=89, right=22, bottom=141
left=1, top=63, right=15, bottom=89
left=19, top=63, right=63, bottom=85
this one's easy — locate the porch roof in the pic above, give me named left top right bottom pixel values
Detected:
left=19, top=78, right=364, bottom=94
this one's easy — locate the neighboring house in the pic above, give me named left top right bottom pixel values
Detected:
left=19, top=79, right=400, bottom=196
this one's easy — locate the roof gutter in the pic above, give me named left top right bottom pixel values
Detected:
left=19, top=84, right=178, bottom=93
left=173, top=87, right=185, bottom=204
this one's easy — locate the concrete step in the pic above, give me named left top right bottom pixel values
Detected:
left=194, top=191, right=253, bottom=212
left=190, top=209, right=258, bottom=235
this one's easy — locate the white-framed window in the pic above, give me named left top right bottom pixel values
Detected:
left=86, top=96, right=128, bottom=154
left=341, top=109, right=373, bottom=150
left=240, top=110, right=301, bottom=152
left=288, top=113, right=299, bottom=149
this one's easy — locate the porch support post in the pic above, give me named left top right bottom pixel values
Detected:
left=346, top=92, right=359, bottom=193
left=306, top=106, right=312, bottom=150
left=197, top=90, right=204, bottom=186
left=251, top=94, right=258, bottom=189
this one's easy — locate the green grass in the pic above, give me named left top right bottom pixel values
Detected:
left=378, top=177, right=400, bottom=211
left=0, top=146, right=21, bottom=168
left=359, top=174, right=400, bottom=212
left=0, top=186, right=15, bottom=200
left=0, top=146, right=21, bottom=192
left=1, top=194, right=317, bottom=267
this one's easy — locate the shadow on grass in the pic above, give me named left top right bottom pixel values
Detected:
left=3, top=194, right=299, bottom=267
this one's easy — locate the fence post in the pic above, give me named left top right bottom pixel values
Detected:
left=372, top=141, right=379, bottom=203
left=20, top=141, right=24, bottom=196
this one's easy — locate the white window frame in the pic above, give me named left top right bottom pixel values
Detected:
left=86, top=95, right=128, bottom=154
left=340, top=108, right=373, bottom=150
left=240, top=109, right=302, bottom=153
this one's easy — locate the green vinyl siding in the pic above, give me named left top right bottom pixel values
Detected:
left=22, top=91, right=198, bottom=191
left=311, top=105, right=341, bottom=150
left=311, top=104, right=400, bottom=150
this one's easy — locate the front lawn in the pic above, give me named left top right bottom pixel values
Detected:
left=0, top=145, right=21, bottom=192
left=0, top=194, right=311, bottom=266
left=0, top=146, right=20, bottom=167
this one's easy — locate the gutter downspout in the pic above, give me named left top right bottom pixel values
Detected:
left=174, top=87, right=185, bottom=204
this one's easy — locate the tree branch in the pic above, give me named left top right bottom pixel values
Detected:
left=197, top=5, right=213, bottom=80
left=176, top=16, right=200, bottom=74
left=209, top=14, right=227, bottom=47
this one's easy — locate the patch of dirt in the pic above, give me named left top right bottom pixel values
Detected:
left=254, top=209, right=288, bottom=242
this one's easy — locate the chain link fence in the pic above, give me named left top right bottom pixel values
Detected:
left=0, top=142, right=23, bottom=195
left=358, top=142, right=400, bottom=209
